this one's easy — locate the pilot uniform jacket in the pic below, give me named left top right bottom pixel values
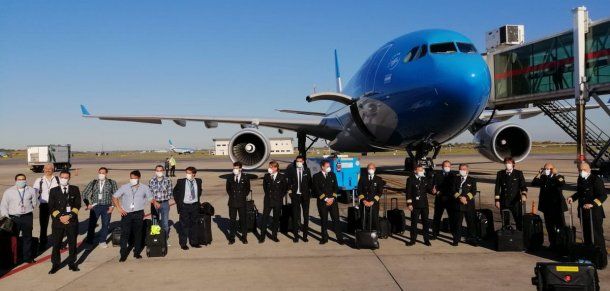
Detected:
left=263, top=173, right=288, bottom=207
left=287, top=166, right=312, bottom=199
left=571, top=174, right=607, bottom=218
left=406, top=175, right=433, bottom=209
left=49, top=185, right=81, bottom=228
left=494, top=169, right=528, bottom=207
left=173, top=178, right=203, bottom=214
left=433, top=170, right=457, bottom=205
left=452, top=175, right=477, bottom=212
left=312, top=172, right=339, bottom=202
left=226, top=174, right=250, bottom=208
left=358, top=174, right=384, bottom=203
left=531, top=174, right=567, bottom=214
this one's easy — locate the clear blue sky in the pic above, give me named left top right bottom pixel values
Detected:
left=1, top=0, right=609, bottom=151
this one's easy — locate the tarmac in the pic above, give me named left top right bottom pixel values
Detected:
left=0, top=153, right=608, bottom=290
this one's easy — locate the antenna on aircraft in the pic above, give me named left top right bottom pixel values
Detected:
left=313, top=84, right=317, bottom=94
left=334, top=49, right=342, bottom=93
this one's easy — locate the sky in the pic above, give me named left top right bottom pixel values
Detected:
left=1, top=0, right=609, bottom=151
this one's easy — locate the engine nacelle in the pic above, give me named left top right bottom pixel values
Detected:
left=473, top=122, right=531, bottom=163
left=228, top=129, right=271, bottom=170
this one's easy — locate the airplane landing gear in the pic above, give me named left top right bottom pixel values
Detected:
left=404, top=143, right=441, bottom=175
left=297, top=131, right=319, bottom=159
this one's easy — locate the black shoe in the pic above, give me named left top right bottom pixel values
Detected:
left=181, top=245, right=189, bottom=250
left=293, top=237, right=299, bottom=243
left=69, top=265, right=80, bottom=272
left=467, top=238, right=478, bottom=247
left=191, top=244, right=202, bottom=248
left=119, top=255, right=127, bottom=262
left=241, top=238, right=248, bottom=244
left=258, top=238, right=265, bottom=244
left=451, top=242, right=459, bottom=247
left=302, top=237, right=309, bottom=242
left=431, top=234, right=438, bottom=240
left=134, top=254, right=142, bottom=259
left=319, top=239, right=328, bottom=245
left=405, top=241, right=415, bottom=246
left=271, top=236, right=279, bottom=243
left=337, top=239, right=344, bottom=245
left=424, top=240, right=431, bottom=246
left=49, top=266, right=60, bottom=274
left=228, top=239, right=235, bottom=245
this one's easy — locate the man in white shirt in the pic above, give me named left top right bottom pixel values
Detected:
left=1, top=174, right=39, bottom=263
left=32, top=163, right=59, bottom=248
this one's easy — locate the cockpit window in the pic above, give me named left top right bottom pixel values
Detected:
left=457, top=42, right=477, bottom=53
left=417, top=45, right=427, bottom=59
left=403, top=46, right=420, bottom=63
left=430, top=42, right=457, bottom=54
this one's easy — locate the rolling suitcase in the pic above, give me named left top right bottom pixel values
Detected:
left=378, top=189, right=390, bottom=239
left=571, top=208, right=608, bottom=270
left=197, top=214, right=213, bottom=245
left=246, top=190, right=258, bottom=232
left=146, top=217, right=167, bottom=257
left=531, top=262, right=599, bottom=291
left=355, top=206, right=379, bottom=249
left=347, top=189, right=361, bottom=234
left=0, top=231, right=15, bottom=268
left=387, top=198, right=406, bottom=234
left=496, top=209, right=524, bottom=252
left=474, top=191, right=494, bottom=240
left=523, top=201, right=544, bottom=251
left=280, top=195, right=293, bottom=233
left=554, top=204, right=576, bottom=254
left=112, top=226, right=121, bottom=247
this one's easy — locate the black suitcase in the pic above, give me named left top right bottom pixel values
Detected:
left=474, top=191, right=494, bottom=240
left=532, top=262, right=599, bottom=291
left=387, top=198, right=406, bottom=234
left=377, top=188, right=390, bottom=239
left=280, top=194, right=293, bottom=233
left=441, top=217, right=451, bottom=233
left=246, top=190, right=258, bottom=232
left=355, top=206, right=379, bottom=249
left=146, top=218, right=167, bottom=257
left=347, top=190, right=361, bottom=234
left=523, top=202, right=544, bottom=251
left=197, top=214, right=213, bottom=245
left=0, top=231, right=14, bottom=268
left=555, top=205, right=576, bottom=254
left=112, top=226, right=121, bottom=247
left=571, top=209, right=608, bottom=270
left=496, top=209, right=524, bottom=252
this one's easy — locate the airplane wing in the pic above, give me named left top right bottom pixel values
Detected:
left=479, top=99, right=610, bottom=122
left=80, top=105, right=340, bottom=139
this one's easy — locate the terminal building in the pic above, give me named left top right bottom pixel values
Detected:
left=213, top=137, right=294, bottom=156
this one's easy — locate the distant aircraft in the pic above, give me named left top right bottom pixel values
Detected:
left=80, top=29, right=609, bottom=170
left=0, top=151, right=8, bottom=158
left=169, top=139, right=195, bottom=154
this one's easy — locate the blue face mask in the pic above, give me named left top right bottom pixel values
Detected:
left=16, top=181, right=27, bottom=188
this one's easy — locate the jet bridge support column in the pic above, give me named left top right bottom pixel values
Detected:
left=573, top=6, right=589, bottom=164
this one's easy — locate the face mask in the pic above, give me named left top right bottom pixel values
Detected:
left=580, top=171, right=590, bottom=179
left=416, top=171, right=425, bottom=178
left=155, top=172, right=164, bottom=178
left=186, top=174, right=194, bottom=180
left=505, top=164, right=513, bottom=171
left=443, top=167, right=451, bottom=173
left=59, top=178, right=69, bottom=186
left=130, top=178, right=139, bottom=186
left=368, top=169, right=375, bottom=176
left=16, top=181, right=27, bottom=188
left=268, top=168, right=274, bottom=174
left=233, top=169, right=241, bottom=175
left=98, top=174, right=106, bottom=180
left=459, top=170, right=468, bottom=177
left=544, top=169, right=551, bottom=176
left=296, top=162, right=303, bottom=168
left=325, top=167, right=331, bottom=173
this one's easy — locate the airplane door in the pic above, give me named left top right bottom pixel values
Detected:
left=364, top=43, right=392, bottom=95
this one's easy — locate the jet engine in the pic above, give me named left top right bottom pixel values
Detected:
left=473, top=122, right=531, bottom=163
left=228, top=129, right=271, bottom=170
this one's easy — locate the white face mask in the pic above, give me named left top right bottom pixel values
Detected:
left=505, top=164, right=513, bottom=171
left=580, top=171, right=590, bottom=179
left=459, top=170, right=468, bottom=177
left=16, top=180, right=27, bottom=189
left=130, top=178, right=139, bottom=186
left=443, top=167, right=451, bottom=173
left=368, top=169, right=375, bottom=176
left=416, top=171, right=425, bottom=178
left=296, top=162, right=304, bottom=168
left=267, top=168, right=274, bottom=174
left=233, top=169, right=241, bottom=175
left=544, top=169, right=551, bottom=176
left=324, top=167, right=331, bottom=173
left=98, top=174, right=106, bottom=180
left=155, top=171, right=164, bottom=178
left=186, top=174, right=194, bottom=180
left=59, top=178, right=69, bottom=186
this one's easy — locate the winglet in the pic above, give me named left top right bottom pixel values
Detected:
left=334, top=49, right=342, bottom=93
left=80, top=105, right=91, bottom=116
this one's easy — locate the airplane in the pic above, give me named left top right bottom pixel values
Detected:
left=169, top=139, right=195, bottom=154
left=80, top=29, right=609, bottom=170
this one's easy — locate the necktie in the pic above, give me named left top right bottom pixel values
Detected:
left=188, top=180, right=195, bottom=200
left=297, top=170, right=302, bottom=194
left=235, top=175, right=238, bottom=183
left=63, top=187, right=67, bottom=194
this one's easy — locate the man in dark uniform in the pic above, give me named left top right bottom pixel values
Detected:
left=494, top=157, right=528, bottom=230
left=358, top=163, right=384, bottom=231
left=48, top=170, right=81, bottom=274
left=226, top=162, right=250, bottom=244
left=451, top=164, right=478, bottom=246
left=531, top=162, right=566, bottom=249
left=173, top=166, right=203, bottom=250
left=312, top=160, right=344, bottom=245
left=568, top=161, right=607, bottom=261
left=406, top=165, right=433, bottom=246
left=260, top=161, right=288, bottom=243
left=431, top=160, right=456, bottom=239
left=286, top=156, right=312, bottom=243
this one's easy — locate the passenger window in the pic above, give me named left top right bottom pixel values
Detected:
left=403, top=46, right=420, bottom=63
left=457, top=42, right=477, bottom=53
left=430, top=42, right=457, bottom=54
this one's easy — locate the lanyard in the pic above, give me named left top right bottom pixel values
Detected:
left=17, top=188, right=26, bottom=206
left=131, top=186, right=138, bottom=206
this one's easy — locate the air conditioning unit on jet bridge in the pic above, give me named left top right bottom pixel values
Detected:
left=486, top=25, right=524, bottom=51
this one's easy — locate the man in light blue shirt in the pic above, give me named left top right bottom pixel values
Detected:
left=112, top=170, right=153, bottom=262
left=1, top=174, right=38, bottom=263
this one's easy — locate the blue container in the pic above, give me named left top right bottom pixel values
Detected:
left=329, top=156, right=361, bottom=191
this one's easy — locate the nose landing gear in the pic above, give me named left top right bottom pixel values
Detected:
left=404, top=143, right=442, bottom=174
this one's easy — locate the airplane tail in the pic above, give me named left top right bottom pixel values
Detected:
left=334, top=49, right=342, bottom=93
left=168, top=139, right=176, bottom=149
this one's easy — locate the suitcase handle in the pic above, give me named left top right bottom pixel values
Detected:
left=383, top=188, right=388, bottom=218
left=476, top=190, right=481, bottom=210
left=362, top=205, right=374, bottom=231
left=391, top=197, right=398, bottom=209
left=248, top=190, right=253, bottom=201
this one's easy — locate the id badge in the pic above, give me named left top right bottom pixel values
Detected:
left=66, top=206, right=71, bottom=213
left=21, top=205, right=26, bottom=214
left=415, top=196, right=420, bottom=201
left=130, top=203, right=135, bottom=210
left=98, top=193, right=103, bottom=200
